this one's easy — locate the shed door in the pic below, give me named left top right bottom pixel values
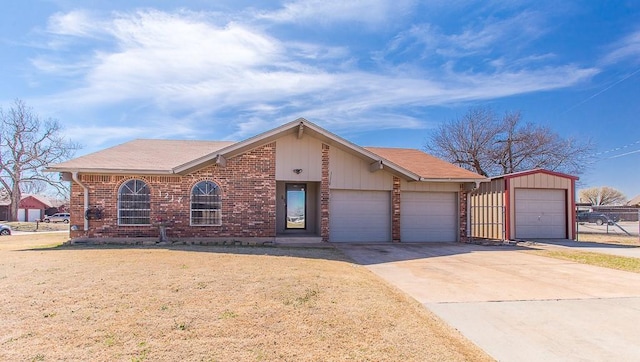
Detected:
left=330, top=190, right=391, bottom=242
left=401, top=192, right=458, bottom=242
left=515, top=189, right=566, bottom=239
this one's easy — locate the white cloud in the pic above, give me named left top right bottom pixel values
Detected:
left=47, top=10, right=102, bottom=37
left=602, top=30, right=640, bottom=65
left=255, top=0, right=415, bottom=25
left=33, top=8, right=598, bottom=143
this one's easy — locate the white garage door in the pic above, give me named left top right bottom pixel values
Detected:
left=515, top=188, right=566, bottom=239
left=27, top=209, right=41, bottom=222
left=18, top=209, right=26, bottom=222
left=330, top=190, right=391, bottom=242
left=401, top=192, right=458, bottom=242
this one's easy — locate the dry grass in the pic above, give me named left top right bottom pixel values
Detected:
left=0, top=234, right=490, bottom=362
left=530, top=249, right=640, bottom=274
left=4, top=221, right=70, bottom=232
left=576, top=233, right=640, bottom=246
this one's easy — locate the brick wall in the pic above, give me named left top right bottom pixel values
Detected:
left=459, top=191, right=468, bottom=242
left=69, top=143, right=277, bottom=240
left=392, top=176, right=401, bottom=242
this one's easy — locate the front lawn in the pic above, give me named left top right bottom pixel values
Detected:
left=530, top=249, right=640, bottom=274
left=0, top=234, right=490, bottom=361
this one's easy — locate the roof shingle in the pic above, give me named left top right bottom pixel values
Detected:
left=365, top=147, right=485, bottom=180
left=48, top=139, right=236, bottom=173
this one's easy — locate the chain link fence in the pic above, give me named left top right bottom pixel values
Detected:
left=576, top=207, right=640, bottom=239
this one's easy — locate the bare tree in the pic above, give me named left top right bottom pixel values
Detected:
left=425, top=107, right=594, bottom=177
left=425, top=107, right=501, bottom=177
left=579, top=186, right=627, bottom=206
left=0, top=99, right=81, bottom=221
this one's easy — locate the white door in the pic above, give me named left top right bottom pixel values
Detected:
left=515, top=189, right=566, bottom=239
left=401, top=192, right=458, bottom=242
left=18, top=209, right=26, bottom=222
left=330, top=190, right=391, bottom=242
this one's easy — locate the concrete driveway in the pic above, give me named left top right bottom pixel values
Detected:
left=336, top=243, right=640, bottom=362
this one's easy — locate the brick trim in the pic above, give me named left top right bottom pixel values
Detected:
left=392, top=176, right=401, bottom=242
left=321, top=143, right=330, bottom=242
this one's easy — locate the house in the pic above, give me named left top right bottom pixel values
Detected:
left=469, top=169, right=578, bottom=240
left=627, top=195, right=640, bottom=207
left=0, top=193, right=62, bottom=222
left=45, top=119, right=487, bottom=244
left=18, top=194, right=53, bottom=222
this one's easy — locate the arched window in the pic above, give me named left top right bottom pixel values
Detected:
left=118, top=179, right=151, bottom=225
left=191, top=180, right=221, bottom=226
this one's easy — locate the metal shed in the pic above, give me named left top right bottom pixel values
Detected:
left=470, top=169, right=578, bottom=240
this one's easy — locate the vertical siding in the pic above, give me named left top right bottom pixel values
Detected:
left=329, top=147, right=393, bottom=190
left=470, top=179, right=505, bottom=240
left=275, top=133, right=322, bottom=181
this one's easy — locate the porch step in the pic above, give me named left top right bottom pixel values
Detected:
left=275, top=236, right=323, bottom=244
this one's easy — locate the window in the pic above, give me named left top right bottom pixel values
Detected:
left=118, top=179, right=151, bottom=225
left=191, top=180, right=221, bottom=226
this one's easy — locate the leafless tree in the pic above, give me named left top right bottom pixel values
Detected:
left=0, top=99, right=81, bottom=221
left=425, top=107, right=501, bottom=177
left=425, top=107, right=594, bottom=177
left=579, top=186, right=627, bottom=206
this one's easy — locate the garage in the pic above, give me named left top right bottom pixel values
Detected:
left=470, top=169, right=577, bottom=241
left=515, top=189, right=566, bottom=239
left=401, top=192, right=458, bottom=242
left=18, top=209, right=42, bottom=222
left=329, top=190, right=391, bottom=242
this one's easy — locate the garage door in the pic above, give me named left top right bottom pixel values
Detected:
left=330, top=190, right=391, bottom=242
left=515, top=188, right=566, bottom=239
left=27, top=209, right=41, bottom=222
left=401, top=192, right=458, bottom=242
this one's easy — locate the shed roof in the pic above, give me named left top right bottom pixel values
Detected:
left=490, top=168, right=579, bottom=181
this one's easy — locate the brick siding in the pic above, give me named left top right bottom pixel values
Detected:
left=392, top=176, right=401, bottom=242
left=69, top=143, right=276, bottom=240
left=459, top=191, right=468, bottom=242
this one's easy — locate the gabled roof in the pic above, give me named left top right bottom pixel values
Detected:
left=45, top=118, right=486, bottom=182
left=490, top=168, right=579, bottom=181
left=365, top=147, right=486, bottom=181
left=20, top=194, right=53, bottom=208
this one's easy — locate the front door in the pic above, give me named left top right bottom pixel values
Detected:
left=286, top=183, right=306, bottom=229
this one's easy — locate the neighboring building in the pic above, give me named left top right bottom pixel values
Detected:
left=469, top=169, right=578, bottom=240
left=0, top=192, right=68, bottom=222
left=45, top=119, right=487, bottom=243
left=18, top=194, right=53, bottom=222
left=627, top=195, right=640, bottom=207
left=0, top=196, right=9, bottom=221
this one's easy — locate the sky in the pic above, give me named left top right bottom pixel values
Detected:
left=1, top=0, right=639, bottom=199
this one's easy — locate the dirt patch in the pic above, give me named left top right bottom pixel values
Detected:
left=0, top=234, right=490, bottom=361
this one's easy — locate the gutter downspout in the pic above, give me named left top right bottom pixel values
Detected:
left=72, top=172, right=89, bottom=231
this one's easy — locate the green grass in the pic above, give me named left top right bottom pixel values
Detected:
left=531, top=249, right=640, bottom=273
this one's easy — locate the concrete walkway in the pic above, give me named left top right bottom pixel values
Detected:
left=533, top=239, right=640, bottom=258
left=336, top=243, right=640, bottom=362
